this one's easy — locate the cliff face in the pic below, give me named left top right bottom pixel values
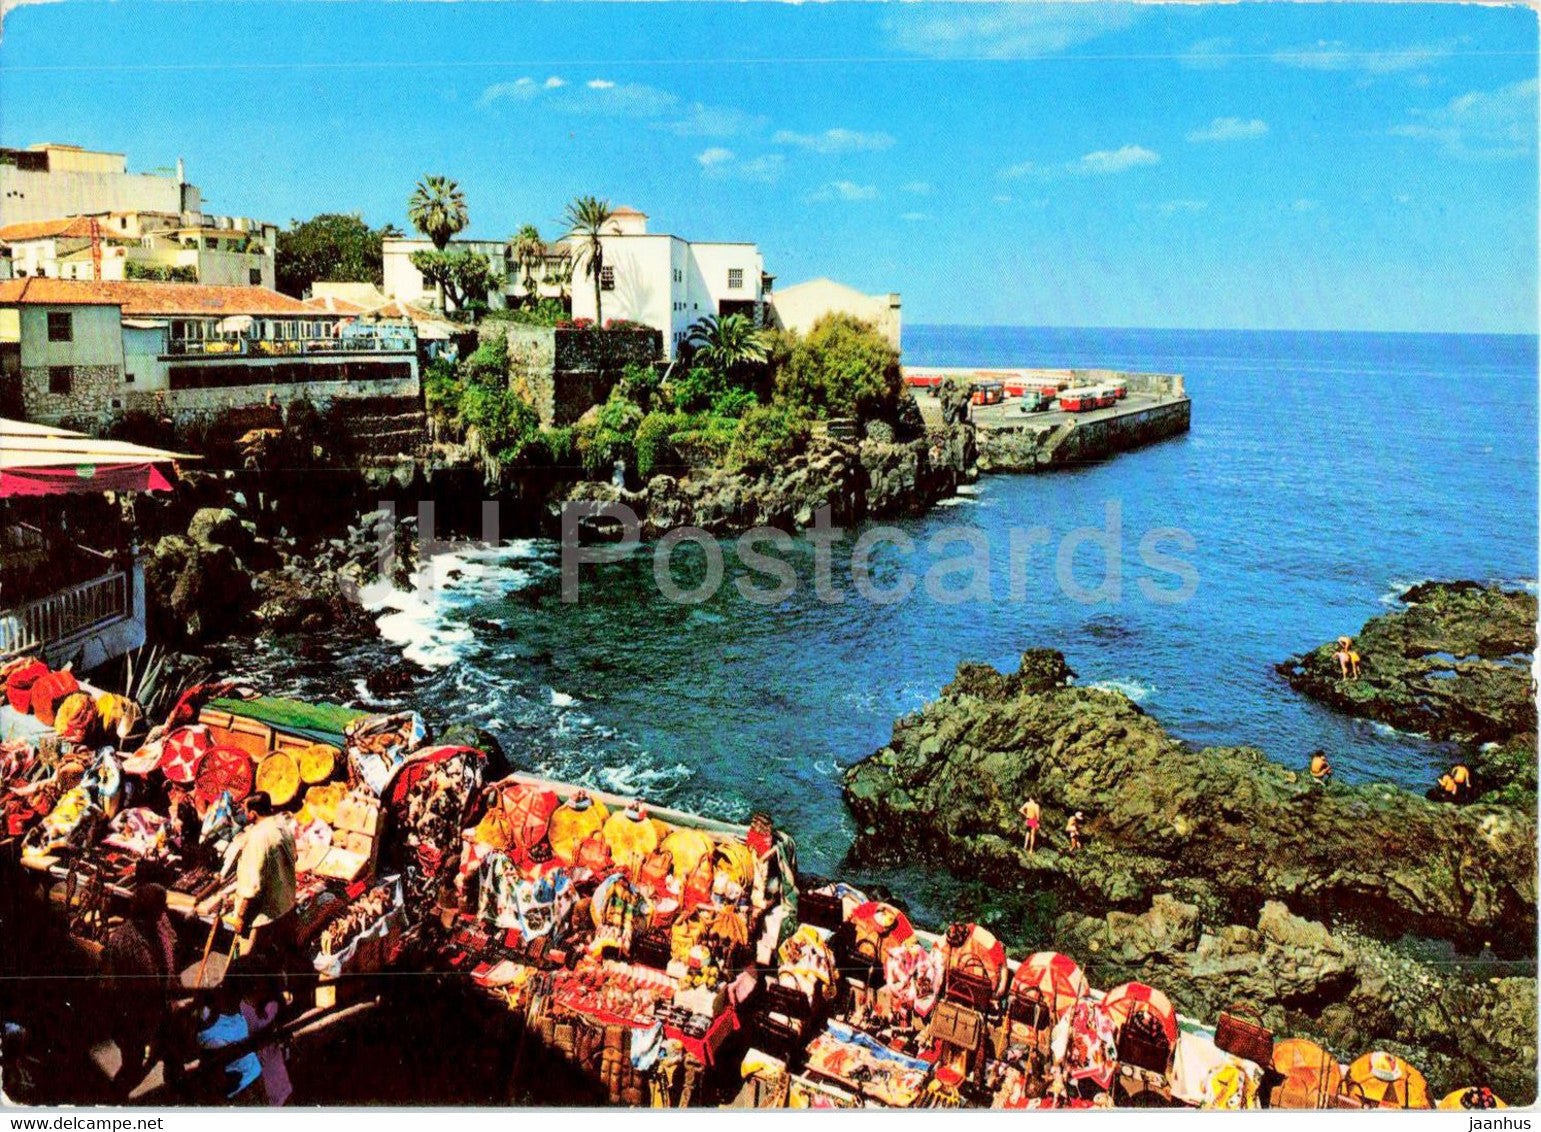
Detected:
left=842, top=650, right=1536, bottom=951
left=1056, top=895, right=1536, bottom=1104
left=557, top=423, right=977, bottom=539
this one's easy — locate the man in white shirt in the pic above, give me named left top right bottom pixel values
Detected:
left=231, top=794, right=297, bottom=969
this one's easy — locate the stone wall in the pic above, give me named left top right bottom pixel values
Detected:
left=979, top=398, right=1191, bottom=472
left=491, top=324, right=662, bottom=427
left=19, top=364, right=124, bottom=424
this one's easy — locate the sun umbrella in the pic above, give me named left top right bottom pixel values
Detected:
left=1438, top=1088, right=1507, bottom=1110
left=1345, top=1051, right=1431, bottom=1109
left=1013, top=951, right=1089, bottom=1019
left=1270, top=1037, right=1344, bottom=1109
left=1102, top=982, right=1178, bottom=1045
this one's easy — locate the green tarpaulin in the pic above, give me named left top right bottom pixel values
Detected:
left=207, top=695, right=367, bottom=748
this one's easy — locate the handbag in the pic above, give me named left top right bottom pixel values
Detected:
left=1215, top=1002, right=1274, bottom=1065
left=932, top=999, right=984, bottom=1052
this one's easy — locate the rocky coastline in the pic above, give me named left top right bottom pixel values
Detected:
left=557, top=421, right=976, bottom=538
left=1277, top=581, right=1537, bottom=803
left=841, top=647, right=1538, bottom=1100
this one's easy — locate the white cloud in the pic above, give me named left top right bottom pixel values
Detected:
left=660, top=102, right=767, bottom=138
left=885, top=5, right=1142, bottom=60
left=809, top=180, right=879, bottom=202
left=1077, top=145, right=1160, bottom=175
left=700, top=152, right=784, bottom=183
left=587, top=79, right=615, bottom=90
left=1291, top=198, right=1318, bottom=212
left=1003, top=143, right=1159, bottom=181
left=1187, top=117, right=1269, bottom=143
left=900, top=211, right=928, bottom=222
left=1390, top=78, right=1539, bottom=160
left=773, top=127, right=895, bottom=154
left=479, top=77, right=540, bottom=106
left=543, top=77, right=565, bottom=90
left=1158, top=199, right=1209, bottom=215
left=903, top=181, right=933, bottom=196
left=1272, top=40, right=1455, bottom=75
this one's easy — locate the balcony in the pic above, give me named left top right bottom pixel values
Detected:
left=165, top=330, right=415, bottom=358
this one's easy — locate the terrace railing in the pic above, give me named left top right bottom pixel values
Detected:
left=0, top=569, right=129, bottom=661
left=166, top=332, right=415, bottom=358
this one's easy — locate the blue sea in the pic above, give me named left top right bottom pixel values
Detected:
left=245, top=325, right=1539, bottom=928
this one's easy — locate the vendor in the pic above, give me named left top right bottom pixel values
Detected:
left=231, top=795, right=297, bottom=969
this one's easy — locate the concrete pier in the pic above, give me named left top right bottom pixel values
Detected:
left=906, top=366, right=1191, bottom=473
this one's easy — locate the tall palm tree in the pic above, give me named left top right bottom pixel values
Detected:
left=408, top=175, right=468, bottom=308
left=562, top=196, right=615, bottom=325
left=685, top=313, right=770, bottom=374
left=511, top=224, right=545, bottom=306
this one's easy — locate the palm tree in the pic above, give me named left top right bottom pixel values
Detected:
left=685, top=313, right=770, bottom=374
left=408, top=175, right=468, bottom=308
left=562, top=196, right=614, bottom=325
left=511, top=224, right=545, bottom=307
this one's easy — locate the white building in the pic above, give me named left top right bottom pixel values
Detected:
left=380, top=206, right=769, bottom=360
left=565, top=207, right=768, bottom=358
left=770, top=277, right=901, bottom=350
left=0, top=144, right=201, bottom=227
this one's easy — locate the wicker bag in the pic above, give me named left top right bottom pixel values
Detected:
left=1215, top=1002, right=1274, bottom=1065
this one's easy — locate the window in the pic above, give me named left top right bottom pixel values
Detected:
left=48, top=366, right=72, bottom=394
left=727, top=268, right=744, bottom=290
left=47, top=311, right=73, bottom=342
left=600, top=266, right=616, bottom=291
left=249, top=268, right=262, bottom=285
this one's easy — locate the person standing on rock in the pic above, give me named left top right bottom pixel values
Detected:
left=1335, top=636, right=1361, bottom=680
left=1019, top=797, right=1041, bottom=854
left=1065, top=812, right=1083, bottom=855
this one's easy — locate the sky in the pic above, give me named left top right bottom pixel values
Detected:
left=0, top=1, right=1536, bottom=334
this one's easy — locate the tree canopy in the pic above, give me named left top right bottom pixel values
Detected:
left=774, top=312, right=905, bottom=422
left=408, top=176, right=468, bottom=250
left=274, top=213, right=395, bottom=297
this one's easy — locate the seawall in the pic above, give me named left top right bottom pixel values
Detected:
left=978, top=396, right=1192, bottom=472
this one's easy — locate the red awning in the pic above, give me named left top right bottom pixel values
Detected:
left=0, top=462, right=175, bottom=497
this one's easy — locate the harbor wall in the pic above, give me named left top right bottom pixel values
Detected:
left=978, top=396, right=1191, bottom=473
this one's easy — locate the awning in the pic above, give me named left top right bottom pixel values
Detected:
left=216, top=314, right=255, bottom=334
left=1, top=420, right=198, bottom=496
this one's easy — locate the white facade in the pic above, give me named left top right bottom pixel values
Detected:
left=2, top=212, right=277, bottom=288
left=0, top=145, right=201, bottom=227
left=565, top=209, right=767, bottom=359
left=771, top=277, right=902, bottom=350
left=382, top=237, right=572, bottom=311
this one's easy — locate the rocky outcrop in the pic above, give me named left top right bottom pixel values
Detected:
left=1278, top=582, right=1536, bottom=747
left=556, top=424, right=977, bottom=538
left=143, top=507, right=267, bottom=645
left=1057, top=895, right=1536, bottom=1104
left=842, top=650, right=1536, bottom=951
left=1278, top=582, right=1537, bottom=803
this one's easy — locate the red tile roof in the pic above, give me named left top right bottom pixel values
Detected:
left=0, top=217, right=100, bottom=242
left=301, top=295, right=368, bottom=314
left=0, top=277, right=325, bottom=316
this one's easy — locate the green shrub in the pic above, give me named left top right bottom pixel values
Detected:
left=726, top=404, right=812, bottom=472
left=666, top=366, right=720, bottom=414
left=774, top=313, right=904, bottom=423
left=423, top=356, right=461, bottom=423
left=619, top=362, right=665, bottom=412
left=668, top=415, right=738, bottom=470
left=635, top=411, right=689, bottom=479
left=710, top=387, right=758, bottom=419
left=574, top=389, right=644, bottom=477
left=483, top=299, right=568, bottom=327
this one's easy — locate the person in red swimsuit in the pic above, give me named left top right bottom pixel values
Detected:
left=1018, top=797, right=1041, bottom=854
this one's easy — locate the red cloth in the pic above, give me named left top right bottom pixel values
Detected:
left=5, top=660, right=48, bottom=713
left=29, top=670, right=79, bottom=725
left=159, top=724, right=214, bottom=784
left=0, top=463, right=172, bottom=497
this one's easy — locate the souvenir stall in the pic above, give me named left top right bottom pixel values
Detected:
left=435, top=776, right=798, bottom=1106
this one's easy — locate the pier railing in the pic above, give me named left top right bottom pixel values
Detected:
left=0, top=570, right=130, bottom=661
